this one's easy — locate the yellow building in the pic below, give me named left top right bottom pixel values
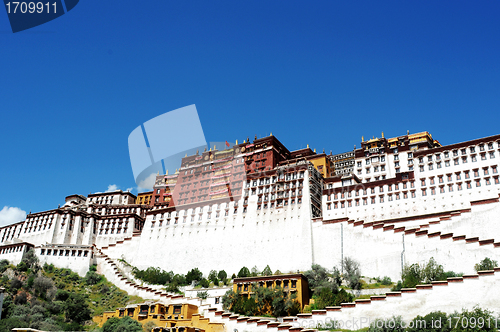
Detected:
left=307, top=153, right=334, bottom=178
left=232, top=273, right=309, bottom=309
left=93, top=301, right=223, bottom=332
left=136, top=191, right=153, bottom=205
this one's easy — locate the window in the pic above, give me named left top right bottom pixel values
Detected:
left=456, top=173, right=461, bottom=180
left=461, top=148, right=467, bottom=155
left=465, top=171, right=470, bottom=179
left=394, top=155, right=399, bottom=161
left=481, top=153, right=487, bottom=161
left=457, top=183, right=462, bottom=191
left=440, top=187, right=445, bottom=194
left=362, top=198, right=367, bottom=205
left=428, top=164, right=433, bottom=171
left=395, top=161, right=400, bottom=167
left=485, top=178, right=491, bottom=185
left=380, top=155, right=386, bottom=162
left=474, top=170, right=479, bottom=177
left=488, top=142, right=494, bottom=149
left=430, top=178, right=435, bottom=185
left=411, top=191, right=416, bottom=198
left=357, top=161, right=362, bottom=167
left=471, top=155, right=477, bottom=162
left=419, top=165, right=424, bottom=172
left=476, top=180, right=481, bottom=187
left=427, top=156, right=432, bottom=162
left=437, top=162, right=442, bottom=169
left=490, top=152, right=495, bottom=159
left=366, top=159, right=370, bottom=165
left=448, top=184, right=453, bottom=192
left=493, top=166, right=498, bottom=174
left=467, top=182, right=472, bottom=189
left=470, top=147, right=476, bottom=153
left=445, top=160, right=450, bottom=167
left=431, top=188, right=436, bottom=195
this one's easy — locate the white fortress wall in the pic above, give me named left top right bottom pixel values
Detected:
left=115, top=172, right=315, bottom=276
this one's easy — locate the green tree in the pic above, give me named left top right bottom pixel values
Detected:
left=142, top=320, right=157, bottom=332
left=422, top=257, right=444, bottom=283
left=261, top=265, right=272, bottom=276
left=208, top=270, right=219, bottom=285
left=251, top=266, right=259, bottom=277
left=63, top=293, right=91, bottom=324
left=199, top=278, right=210, bottom=288
left=342, top=257, right=361, bottom=290
left=474, top=257, right=498, bottom=272
left=217, top=270, right=227, bottom=284
left=402, top=263, right=422, bottom=288
left=237, top=267, right=251, bottom=278
left=197, top=291, right=209, bottom=299
left=0, top=259, right=10, bottom=273
left=186, top=268, right=203, bottom=285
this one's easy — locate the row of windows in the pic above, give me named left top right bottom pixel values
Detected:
left=327, top=181, right=415, bottom=200
left=418, top=142, right=498, bottom=164
left=421, top=167, right=498, bottom=186
left=419, top=152, right=496, bottom=171
left=0, top=245, right=25, bottom=254
left=327, top=177, right=500, bottom=208
left=39, top=248, right=89, bottom=257
left=246, top=172, right=305, bottom=187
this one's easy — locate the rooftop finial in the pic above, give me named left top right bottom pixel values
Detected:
left=307, top=144, right=309, bottom=149
left=204, top=147, right=207, bottom=152
left=362, top=136, right=364, bottom=142
left=214, top=144, right=216, bottom=150
left=382, top=131, right=384, bottom=138
left=166, top=169, right=169, bottom=175
left=157, top=171, right=160, bottom=175
left=270, top=132, right=273, bottom=136
left=314, top=148, right=316, bottom=153
left=323, top=148, right=325, bottom=153
left=255, top=135, right=257, bottom=140
left=407, top=130, right=410, bottom=135
left=236, top=139, right=238, bottom=145
left=196, top=149, right=199, bottom=155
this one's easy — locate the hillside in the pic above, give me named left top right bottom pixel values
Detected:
left=0, top=249, right=143, bottom=332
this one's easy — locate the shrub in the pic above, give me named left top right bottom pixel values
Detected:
left=33, top=276, right=54, bottom=299
left=405, top=311, right=450, bottom=332
left=0, top=259, right=10, bottom=273
left=85, top=271, right=102, bottom=285
left=103, top=316, right=142, bottom=332
left=474, top=257, right=498, bottom=272
left=197, top=291, right=208, bottom=299
left=381, top=276, right=392, bottom=285
left=9, top=278, right=23, bottom=292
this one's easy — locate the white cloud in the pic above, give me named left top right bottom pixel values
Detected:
left=106, top=184, right=119, bottom=192
left=0, top=206, right=27, bottom=226
left=138, top=173, right=156, bottom=191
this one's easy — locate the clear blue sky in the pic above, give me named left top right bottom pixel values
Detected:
left=1, top=1, right=500, bottom=222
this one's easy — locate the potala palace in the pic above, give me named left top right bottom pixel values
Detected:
left=2, top=131, right=500, bottom=330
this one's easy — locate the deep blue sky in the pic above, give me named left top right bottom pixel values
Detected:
left=1, top=1, right=500, bottom=222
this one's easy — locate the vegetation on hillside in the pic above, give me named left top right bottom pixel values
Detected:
left=0, top=249, right=142, bottom=332
left=131, top=266, right=229, bottom=293
left=392, top=257, right=462, bottom=291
